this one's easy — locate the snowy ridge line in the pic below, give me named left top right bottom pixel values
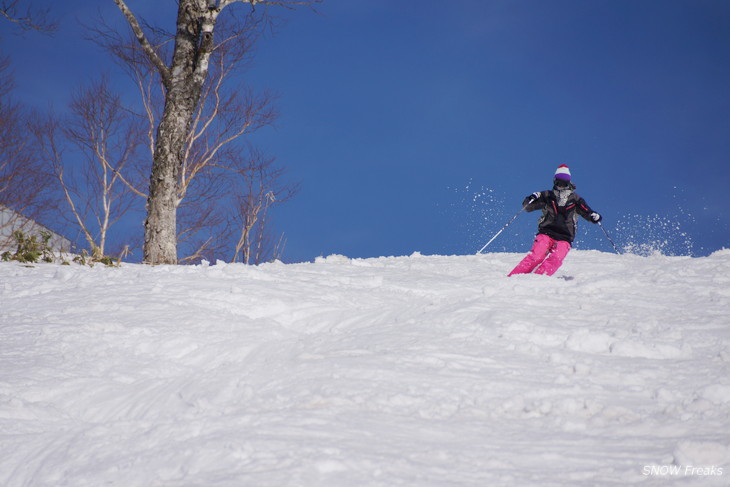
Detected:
left=1, top=249, right=730, bottom=486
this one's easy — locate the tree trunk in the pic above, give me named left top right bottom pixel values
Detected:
left=143, top=0, right=215, bottom=264
left=143, top=127, right=179, bottom=264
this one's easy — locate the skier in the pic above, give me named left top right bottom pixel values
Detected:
left=508, top=164, right=602, bottom=277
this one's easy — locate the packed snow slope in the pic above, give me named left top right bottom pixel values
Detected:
left=2, top=250, right=730, bottom=486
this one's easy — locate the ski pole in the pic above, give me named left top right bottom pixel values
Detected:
left=476, top=207, right=525, bottom=255
left=598, top=221, right=620, bottom=254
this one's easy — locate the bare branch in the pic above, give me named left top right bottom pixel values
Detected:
left=220, top=0, right=321, bottom=11
left=28, top=112, right=96, bottom=251
left=0, top=0, right=58, bottom=34
left=112, top=0, right=172, bottom=87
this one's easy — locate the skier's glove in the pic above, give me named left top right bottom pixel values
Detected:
left=590, top=212, right=602, bottom=223
left=522, top=192, right=540, bottom=208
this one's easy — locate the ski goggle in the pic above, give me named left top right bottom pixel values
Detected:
left=554, top=179, right=571, bottom=188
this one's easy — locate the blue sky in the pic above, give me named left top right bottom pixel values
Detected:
left=3, top=0, right=729, bottom=261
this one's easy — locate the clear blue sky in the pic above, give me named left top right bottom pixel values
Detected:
left=3, top=0, right=729, bottom=261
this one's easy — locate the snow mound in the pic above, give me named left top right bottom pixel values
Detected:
left=2, top=250, right=729, bottom=486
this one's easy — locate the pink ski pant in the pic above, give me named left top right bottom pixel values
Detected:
left=508, top=234, right=571, bottom=277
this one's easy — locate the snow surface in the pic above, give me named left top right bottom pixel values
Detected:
left=2, top=250, right=730, bottom=486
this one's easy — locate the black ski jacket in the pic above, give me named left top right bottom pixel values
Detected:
left=523, top=189, right=597, bottom=243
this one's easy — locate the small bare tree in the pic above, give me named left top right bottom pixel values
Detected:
left=231, top=149, right=297, bottom=264
left=1, top=3, right=59, bottom=247
left=179, top=38, right=282, bottom=262
left=111, top=0, right=319, bottom=264
left=0, top=55, right=54, bottom=248
left=30, top=77, right=145, bottom=258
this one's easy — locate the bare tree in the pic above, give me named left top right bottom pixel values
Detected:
left=1, top=2, right=59, bottom=247
left=231, top=149, right=297, bottom=264
left=93, top=4, right=301, bottom=264
left=0, top=55, right=54, bottom=247
left=112, top=0, right=318, bottom=264
left=30, top=77, right=145, bottom=258
left=0, top=0, right=57, bottom=33
left=105, top=23, right=277, bottom=263
left=178, top=31, right=281, bottom=262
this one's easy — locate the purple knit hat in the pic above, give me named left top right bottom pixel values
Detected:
left=554, top=164, right=571, bottom=181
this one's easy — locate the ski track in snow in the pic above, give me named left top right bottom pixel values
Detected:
left=1, top=250, right=730, bottom=486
